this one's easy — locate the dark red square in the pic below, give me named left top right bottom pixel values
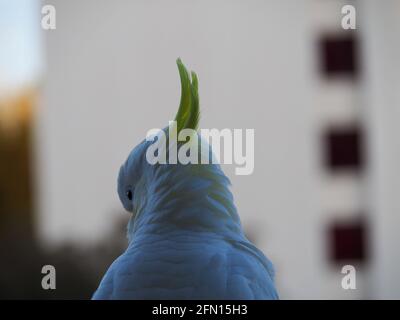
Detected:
left=319, top=34, right=359, bottom=78
left=329, top=219, right=367, bottom=263
left=323, top=126, right=364, bottom=171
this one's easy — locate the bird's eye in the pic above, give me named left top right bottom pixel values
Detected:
left=126, top=189, right=133, bottom=201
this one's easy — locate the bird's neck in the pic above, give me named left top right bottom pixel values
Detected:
left=128, top=163, right=244, bottom=244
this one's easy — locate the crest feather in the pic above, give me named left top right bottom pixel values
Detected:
left=174, top=58, right=200, bottom=132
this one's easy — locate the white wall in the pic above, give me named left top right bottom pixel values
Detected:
left=360, top=0, right=400, bottom=299
left=36, top=0, right=373, bottom=298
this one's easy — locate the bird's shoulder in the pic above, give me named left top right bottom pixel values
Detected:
left=93, top=236, right=277, bottom=299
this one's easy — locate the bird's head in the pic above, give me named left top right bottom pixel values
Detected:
left=117, top=59, right=239, bottom=242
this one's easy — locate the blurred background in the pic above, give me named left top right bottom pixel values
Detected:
left=0, top=0, right=399, bottom=299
